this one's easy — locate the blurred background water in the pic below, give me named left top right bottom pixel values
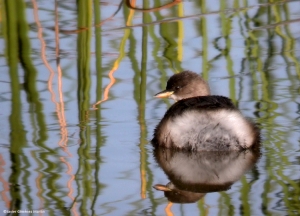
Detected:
left=0, top=0, right=300, bottom=215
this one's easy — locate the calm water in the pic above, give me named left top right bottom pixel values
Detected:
left=0, top=0, right=300, bottom=215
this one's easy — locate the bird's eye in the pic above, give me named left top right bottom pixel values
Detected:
left=175, top=86, right=181, bottom=90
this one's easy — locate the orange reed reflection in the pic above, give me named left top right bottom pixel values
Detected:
left=0, top=154, right=10, bottom=208
left=32, top=1, right=77, bottom=215
left=165, top=202, right=174, bottom=216
left=32, top=0, right=69, bottom=150
left=92, top=68, right=116, bottom=109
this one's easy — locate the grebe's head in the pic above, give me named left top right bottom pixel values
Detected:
left=155, top=71, right=210, bottom=101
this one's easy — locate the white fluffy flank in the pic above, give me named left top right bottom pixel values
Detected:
left=167, top=109, right=255, bottom=150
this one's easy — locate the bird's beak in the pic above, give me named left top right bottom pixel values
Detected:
left=153, top=184, right=172, bottom=191
left=154, top=90, right=174, bottom=98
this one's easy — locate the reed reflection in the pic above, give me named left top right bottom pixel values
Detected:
left=153, top=148, right=260, bottom=203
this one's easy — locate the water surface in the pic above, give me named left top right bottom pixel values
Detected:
left=0, top=0, right=300, bottom=215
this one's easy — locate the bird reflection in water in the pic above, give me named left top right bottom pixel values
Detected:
left=152, top=148, right=260, bottom=203
left=152, top=71, right=261, bottom=203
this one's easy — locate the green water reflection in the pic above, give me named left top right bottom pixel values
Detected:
left=0, top=0, right=299, bottom=215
